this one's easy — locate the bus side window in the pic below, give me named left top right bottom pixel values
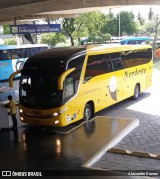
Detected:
left=84, top=55, right=102, bottom=82
left=39, top=47, right=47, bottom=52
left=128, top=41, right=132, bottom=44
left=110, top=52, right=123, bottom=71
left=63, top=75, right=75, bottom=103
left=11, top=49, right=19, bottom=59
left=84, top=54, right=112, bottom=83
left=101, top=54, right=112, bottom=72
left=30, top=48, right=39, bottom=56
left=0, top=50, right=11, bottom=60
left=112, top=60, right=124, bottom=71
left=67, top=55, right=85, bottom=93
left=146, top=48, right=152, bottom=58
left=18, top=48, right=30, bottom=58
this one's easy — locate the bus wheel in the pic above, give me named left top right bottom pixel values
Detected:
left=84, top=103, right=92, bottom=121
left=133, top=84, right=140, bottom=100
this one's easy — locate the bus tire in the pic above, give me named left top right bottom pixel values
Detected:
left=83, top=103, right=92, bottom=121
left=133, top=84, right=140, bottom=100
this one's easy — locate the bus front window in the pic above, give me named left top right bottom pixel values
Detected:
left=20, top=74, right=62, bottom=109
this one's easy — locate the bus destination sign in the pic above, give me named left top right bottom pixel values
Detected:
left=10, top=24, right=61, bottom=34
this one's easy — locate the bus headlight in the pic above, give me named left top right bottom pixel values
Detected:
left=20, top=109, right=23, bottom=113
left=55, top=120, right=59, bottom=124
left=53, top=112, right=59, bottom=117
left=53, top=107, right=68, bottom=117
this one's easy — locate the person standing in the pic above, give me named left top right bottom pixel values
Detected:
left=5, top=95, right=17, bottom=130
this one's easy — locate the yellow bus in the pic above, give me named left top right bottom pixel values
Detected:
left=9, top=44, right=152, bottom=127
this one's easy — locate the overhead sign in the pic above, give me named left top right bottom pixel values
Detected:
left=10, top=24, right=61, bottom=34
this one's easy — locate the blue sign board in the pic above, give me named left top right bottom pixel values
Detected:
left=10, top=24, right=61, bottom=34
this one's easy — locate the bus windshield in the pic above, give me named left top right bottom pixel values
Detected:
left=20, top=72, right=62, bottom=109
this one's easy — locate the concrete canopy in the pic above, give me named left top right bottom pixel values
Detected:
left=0, top=0, right=160, bottom=24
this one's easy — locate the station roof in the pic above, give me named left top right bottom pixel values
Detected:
left=0, top=0, right=159, bottom=24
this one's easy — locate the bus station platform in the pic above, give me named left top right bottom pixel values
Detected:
left=0, top=70, right=160, bottom=178
left=0, top=113, right=138, bottom=173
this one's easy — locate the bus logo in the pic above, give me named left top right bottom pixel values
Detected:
left=109, top=76, right=117, bottom=101
left=16, top=61, right=25, bottom=71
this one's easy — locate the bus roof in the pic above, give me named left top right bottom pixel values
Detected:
left=0, top=44, right=48, bottom=50
left=23, top=44, right=152, bottom=74
left=86, top=44, right=152, bottom=55
left=27, top=44, right=152, bottom=64
left=28, top=46, right=87, bottom=62
left=120, top=37, right=151, bottom=44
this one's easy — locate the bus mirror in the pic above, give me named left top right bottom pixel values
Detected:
left=9, top=70, right=21, bottom=87
left=58, top=68, right=75, bottom=90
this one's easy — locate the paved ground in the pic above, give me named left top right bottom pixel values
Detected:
left=92, top=69, right=160, bottom=172
left=0, top=70, right=160, bottom=178
left=0, top=79, right=19, bottom=88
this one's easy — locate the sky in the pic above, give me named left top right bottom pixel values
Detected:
left=102, top=5, right=160, bottom=20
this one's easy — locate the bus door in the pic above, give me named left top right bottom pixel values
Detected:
left=63, top=73, right=77, bottom=124
left=62, top=55, right=86, bottom=124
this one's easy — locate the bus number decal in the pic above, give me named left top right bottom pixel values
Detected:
left=0, top=62, right=9, bottom=67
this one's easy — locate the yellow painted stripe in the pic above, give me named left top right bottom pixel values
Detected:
left=108, top=148, right=160, bottom=159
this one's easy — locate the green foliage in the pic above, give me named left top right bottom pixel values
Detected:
left=101, top=33, right=112, bottom=42
left=145, top=20, right=155, bottom=34
left=115, top=11, right=137, bottom=36
left=62, top=18, right=76, bottom=46
left=40, top=8, right=160, bottom=47
left=101, top=10, right=137, bottom=37
left=4, top=38, right=17, bottom=45
left=101, top=10, right=117, bottom=36
left=135, top=20, right=146, bottom=36
left=62, top=12, right=105, bottom=45
left=148, top=7, right=154, bottom=21
left=138, top=12, right=145, bottom=26
left=40, top=33, right=66, bottom=47
left=88, top=33, right=111, bottom=44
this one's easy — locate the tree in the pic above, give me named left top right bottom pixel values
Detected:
left=62, top=18, right=76, bottom=46
left=88, top=33, right=111, bottom=43
left=151, top=15, right=160, bottom=61
left=62, top=12, right=106, bottom=46
left=78, top=12, right=104, bottom=44
left=148, top=7, right=154, bottom=21
left=137, top=12, right=145, bottom=26
left=115, top=11, right=137, bottom=36
left=145, top=20, right=155, bottom=34
left=135, top=20, right=146, bottom=36
left=101, top=10, right=117, bottom=36
left=40, top=33, right=66, bottom=47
